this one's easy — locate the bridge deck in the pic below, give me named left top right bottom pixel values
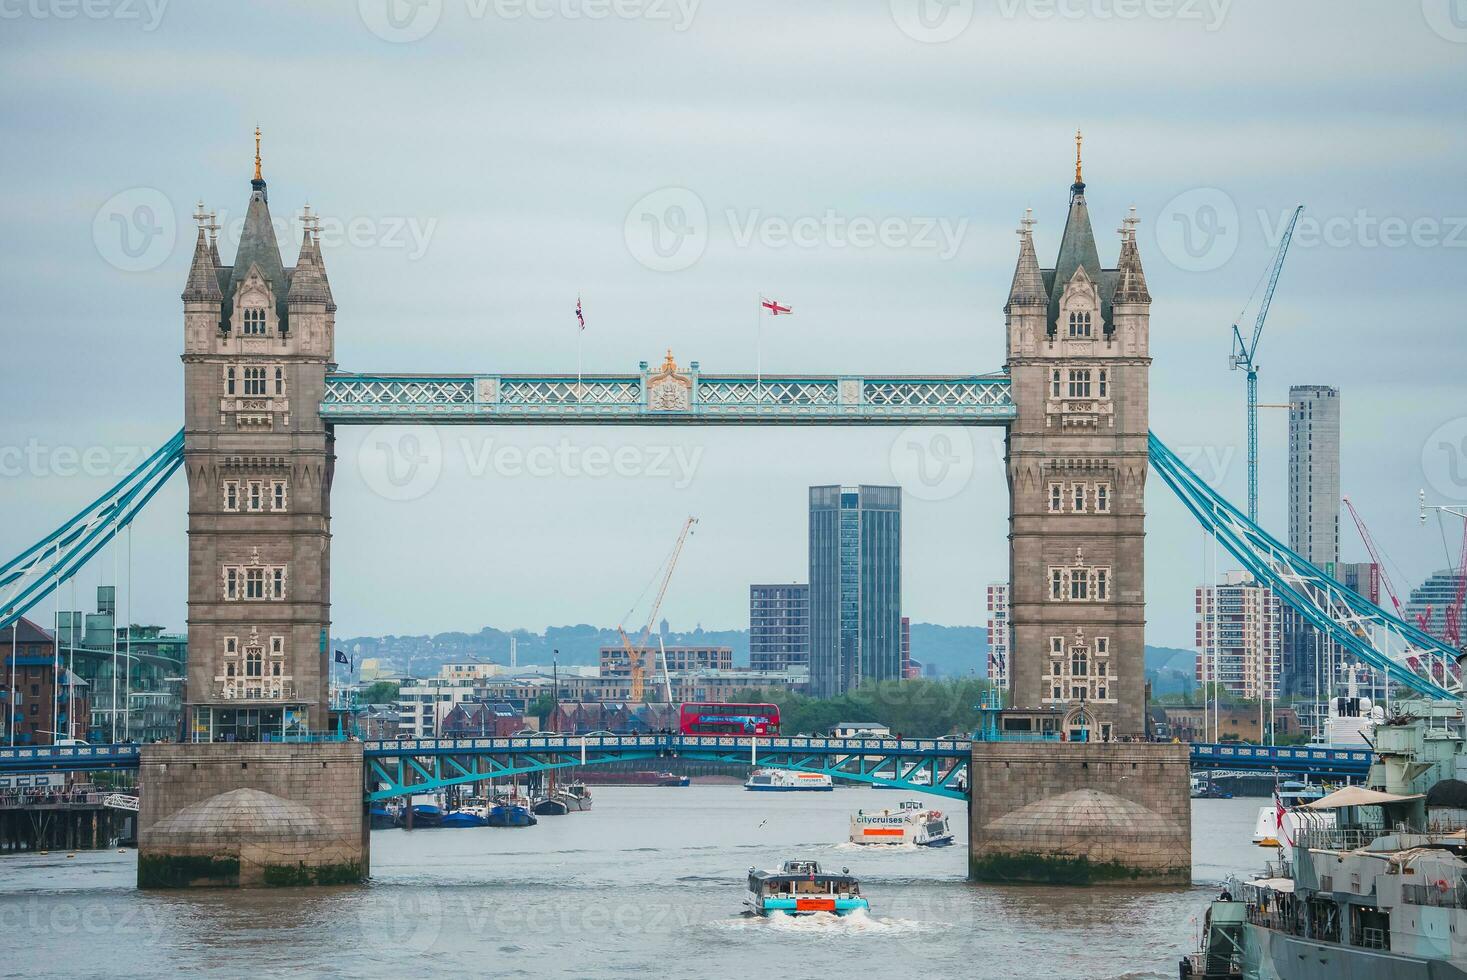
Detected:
left=320, top=372, right=1016, bottom=425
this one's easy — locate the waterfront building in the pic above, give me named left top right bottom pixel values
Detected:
left=439, top=661, right=504, bottom=683
left=749, top=583, right=810, bottom=672
left=395, top=677, right=481, bottom=738
left=1148, top=704, right=1301, bottom=743
left=0, top=618, right=89, bottom=746
left=1404, top=569, right=1467, bottom=647
left=1280, top=385, right=1341, bottom=699
left=439, top=701, right=524, bottom=737
left=353, top=704, right=400, bottom=740
left=986, top=583, right=1011, bottom=696
left=1195, top=571, right=1282, bottom=701
left=808, top=485, right=902, bottom=698
left=598, top=645, right=733, bottom=678
left=53, top=587, right=187, bottom=743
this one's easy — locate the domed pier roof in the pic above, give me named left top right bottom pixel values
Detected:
left=150, top=788, right=320, bottom=840
left=984, top=788, right=1181, bottom=838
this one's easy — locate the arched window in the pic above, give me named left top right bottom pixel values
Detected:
left=243, top=307, right=267, bottom=335
left=246, top=650, right=263, bottom=678
left=1067, top=310, right=1092, bottom=338
left=1071, top=649, right=1088, bottom=677
left=274, top=367, right=284, bottom=395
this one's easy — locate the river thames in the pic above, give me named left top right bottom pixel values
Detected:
left=0, top=787, right=1262, bottom=978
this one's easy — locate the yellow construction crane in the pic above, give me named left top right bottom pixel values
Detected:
left=618, top=516, right=698, bottom=702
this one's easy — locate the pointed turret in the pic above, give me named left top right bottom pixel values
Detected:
left=287, top=209, right=331, bottom=307
left=1047, top=133, right=1104, bottom=330
left=1113, top=207, right=1151, bottom=305
left=181, top=226, right=222, bottom=305
left=1006, top=209, right=1047, bottom=311
left=226, top=128, right=289, bottom=328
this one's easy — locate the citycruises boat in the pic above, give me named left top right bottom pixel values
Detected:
left=848, top=800, right=954, bottom=847
left=745, top=860, right=869, bottom=917
left=744, top=769, right=834, bottom=792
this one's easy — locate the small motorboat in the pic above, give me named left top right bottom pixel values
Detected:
left=849, top=800, right=954, bottom=847
left=440, top=808, right=489, bottom=828
left=369, top=803, right=398, bottom=830
left=561, top=782, right=593, bottom=811
left=487, top=794, right=538, bottom=828
left=396, top=794, right=445, bottom=828
left=531, top=795, right=570, bottom=816
left=745, top=860, right=869, bottom=917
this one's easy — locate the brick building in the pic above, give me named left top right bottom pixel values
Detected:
left=1, top=618, right=90, bottom=745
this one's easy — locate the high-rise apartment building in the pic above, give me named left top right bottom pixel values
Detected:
left=986, top=583, right=1010, bottom=696
left=1195, top=571, right=1282, bottom=700
left=1288, top=386, right=1341, bottom=568
left=808, top=485, right=901, bottom=698
left=749, top=584, right=810, bottom=672
left=1281, top=385, right=1341, bottom=700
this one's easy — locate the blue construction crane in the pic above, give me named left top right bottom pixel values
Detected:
left=1229, top=204, right=1304, bottom=523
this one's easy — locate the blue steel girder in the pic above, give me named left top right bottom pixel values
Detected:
left=1149, top=432, right=1459, bottom=699
left=320, top=371, right=1015, bottom=426
left=362, top=735, right=972, bottom=801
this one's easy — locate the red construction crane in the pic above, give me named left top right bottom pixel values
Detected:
left=1342, top=496, right=1410, bottom=619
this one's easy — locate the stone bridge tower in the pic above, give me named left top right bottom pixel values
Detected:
left=180, top=133, right=336, bottom=739
left=1004, top=138, right=1151, bottom=738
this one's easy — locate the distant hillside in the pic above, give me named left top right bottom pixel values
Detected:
left=336, top=622, right=1196, bottom=691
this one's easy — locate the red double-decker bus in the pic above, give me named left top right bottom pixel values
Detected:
left=678, top=702, right=780, bottom=736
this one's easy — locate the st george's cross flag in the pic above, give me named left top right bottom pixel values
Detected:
left=760, top=296, right=792, bottom=316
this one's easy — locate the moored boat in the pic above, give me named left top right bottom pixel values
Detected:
left=744, top=769, right=833, bottom=792
left=745, top=860, right=869, bottom=917
left=849, top=800, right=954, bottom=846
left=487, top=793, right=537, bottom=827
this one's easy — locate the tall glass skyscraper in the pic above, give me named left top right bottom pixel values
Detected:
left=1281, top=385, right=1341, bottom=701
left=808, top=485, right=901, bottom=698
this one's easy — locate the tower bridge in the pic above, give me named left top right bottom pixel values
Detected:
left=3, top=137, right=1459, bottom=888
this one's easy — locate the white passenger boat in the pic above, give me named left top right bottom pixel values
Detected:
left=1252, top=781, right=1333, bottom=847
left=849, top=800, right=954, bottom=846
left=744, top=769, right=834, bottom=792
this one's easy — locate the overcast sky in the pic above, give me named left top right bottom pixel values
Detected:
left=2, top=1, right=1465, bottom=650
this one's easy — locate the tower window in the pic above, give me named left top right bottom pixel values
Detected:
left=223, top=480, right=239, bottom=512
left=1096, top=483, right=1111, bottom=513
left=1072, top=483, right=1087, bottom=513
left=271, top=480, right=288, bottom=511
left=247, top=481, right=263, bottom=512
left=225, top=367, right=236, bottom=395
left=1051, top=370, right=1062, bottom=398
left=243, top=307, right=267, bottom=336
left=245, top=568, right=265, bottom=600
left=243, top=367, right=267, bottom=396
left=274, top=367, right=284, bottom=396
left=1067, top=369, right=1092, bottom=398
left=1098, top=370, right=1108, bottom=398
left=1048, top=483, right=1063, bottom=513
left=246, top=649, right=263, bottom=677
left=1067, top=310, right=1093, bottom=338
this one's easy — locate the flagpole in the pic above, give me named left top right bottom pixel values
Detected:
left=754, top=292, right=762, bottom=399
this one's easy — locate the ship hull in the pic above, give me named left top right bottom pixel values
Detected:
left=1240, top=923, right=1467, bottom=980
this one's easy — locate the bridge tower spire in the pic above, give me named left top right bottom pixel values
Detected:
left=1004, top=144, right=1152, bottom=738
left=180, top=145, right=336, bottom=740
